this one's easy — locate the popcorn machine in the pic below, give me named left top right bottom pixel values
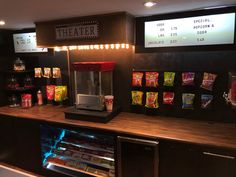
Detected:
left=72, top=62, right=115, bottom=111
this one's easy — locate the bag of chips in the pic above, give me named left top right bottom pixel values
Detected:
left=182, top=93, right=195, bottom=109
left=131, top=91, right=143, bottom=105
left=132, top=72, right=143, bottom=87
left=61, top=86, right=68, bottom=101
left=182, top=72, right=195, bottom=86
left=44, top=67, right=51, bottom=78
left=145, top=92, right=159, bottom=108
left=46, top=85, right=55, bottom=101
left=163, top=92, right=174, bottom=105
left=54, top=86, right=68, bottom=102
left=201, top=94, right=213, bottom=109
left=53, top=67, right=61, bottom=78
left=200, top=72, right=217, bottom=91
left=54, top=86, right=63, bottom=102
left=145, top=72, right=159, bottom=87
left=164, top=72, right=175, bottom=86
left=34, top=68, right=42, bottom=78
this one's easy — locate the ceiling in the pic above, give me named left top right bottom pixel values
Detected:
left=0, top=0, right=235, bottom=29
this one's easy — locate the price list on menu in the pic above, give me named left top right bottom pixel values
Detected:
left=13, top=32, right=48, bottom=53
left=145, top=13, right=235, bottom=48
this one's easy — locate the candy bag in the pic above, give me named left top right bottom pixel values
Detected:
left=201, top=72, right=217, bottom=91
left=44, top=67, right=51, bottom=78
left=145, top=72, right=159, bottom=87
left=145, top=92, right=159, bottom=108
left=131, top=91, right=143, bottom=105
left=132, top=72, right=143, bottom=87
left=61, top=86, right=68, bottom=100
left=34, top=68, right=42, bottom=78
left=163, top=92, right=174, bottom=105
left=54, top=86, right=68, bottom=102
left=182, top=93, right=195, bottom=109
left=54, top=86, right=63, bottom=102
left=46, top=85, right=55, bottom=101
left=201, top=94, right=213, bottom=109
left=182, top=72, right=195, bottom=86
left=164, top=72, right=175, bottom=86
left=53, top=67, right=61, bottom=78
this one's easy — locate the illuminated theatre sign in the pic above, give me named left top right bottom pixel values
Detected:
left=144, top=12, right=235, bottom=48
left=55, top=21, right=99, bottom=40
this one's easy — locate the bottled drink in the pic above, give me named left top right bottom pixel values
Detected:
left=37, top=90, right=43, bottom=106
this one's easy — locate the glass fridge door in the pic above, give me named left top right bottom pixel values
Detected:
left=40, top=125, right=115, bottom=177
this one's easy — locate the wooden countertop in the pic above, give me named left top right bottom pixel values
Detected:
left=0, top=162, right=42, bottom=177
left=0, top=105, right=236, bottom=150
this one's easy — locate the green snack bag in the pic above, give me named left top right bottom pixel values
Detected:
left=131, top=91, right=143, bottom=105
left=164, top=72, right=175, bottom=86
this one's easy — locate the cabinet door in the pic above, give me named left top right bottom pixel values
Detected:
left=0, top=116, right=16, bottom=164
left=159, top=141, right=199, bottom=177
left=198, top=148, right=236, bottom=177
left=117, top=136, right=159, bottom=177
left=13, top=119, right=42, bottom=174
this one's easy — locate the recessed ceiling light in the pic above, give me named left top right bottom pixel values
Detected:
left=144, top=1, right=157, bottom=7
left=0, top=20, right=5, bottom=26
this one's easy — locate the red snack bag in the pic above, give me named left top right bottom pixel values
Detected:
left=46, top=85, right=55, bottom=101
left=145, top=72, right=159, bottom=87
left=201, top=72, right=217, bottom=91
left=182, top=72, right=195, bottom=86
left=163, top=92, right=174, bottom=105
left=132, top=72, right=143, bottom=87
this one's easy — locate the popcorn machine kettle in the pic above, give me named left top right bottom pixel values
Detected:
left=72, top=61, right=115, bottom=111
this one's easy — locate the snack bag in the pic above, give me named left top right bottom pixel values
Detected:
left=61, top=86, right=68, bottom=100
left=132, top=72, right=143, bottom=87
left=44, top=67, right=51, bottom=78
left=54, top=86, right=63, bottom=102
left=145, top=92, right=159, bottom=108
left=182, top=93, right=195, bottom=109
left=164, top=72, right=175, bottom=86
left=163, top=92, right=174, bottom=105
left=53, top=67, right=61, bottom=78
left=182, top=72, right=195, bottom=86
left=201, top=94, right=213, bottom=109
left=54, top=86, right=68, bottom=102
left=46, top=85, right=55, bottom=101
left=131, top=91, right=143, bottom=105
left=200, top=72, right=217, bottom=91
left=34, top=68, right=42, bottom=78
left=145, top=72, right=159, bottom=87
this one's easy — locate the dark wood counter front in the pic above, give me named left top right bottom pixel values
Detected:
left=0, top=105, right=236, bottom=149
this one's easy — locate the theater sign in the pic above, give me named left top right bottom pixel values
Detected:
left=55, top=21, right=99, bottom=40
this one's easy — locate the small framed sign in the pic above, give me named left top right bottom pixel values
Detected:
left=13, top=32, right=48, bottom=53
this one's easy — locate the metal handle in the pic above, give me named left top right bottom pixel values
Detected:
left=203, top=152, right=235, bottom=160
left=117, top=136, right=159, bottom=146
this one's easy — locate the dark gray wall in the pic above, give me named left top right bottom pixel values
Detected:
left=69, top=49, right=236, bottom=123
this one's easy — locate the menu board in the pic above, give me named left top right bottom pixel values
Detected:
left=13, top=32, right=48, bottom=53
left=145, top=13, right=235, bottom=48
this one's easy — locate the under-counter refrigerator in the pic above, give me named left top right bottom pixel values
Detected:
left=40, top=125, right=115, bottom=177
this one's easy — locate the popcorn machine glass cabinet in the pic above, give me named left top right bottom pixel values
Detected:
left=72, top=62, right=115, bottom=111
